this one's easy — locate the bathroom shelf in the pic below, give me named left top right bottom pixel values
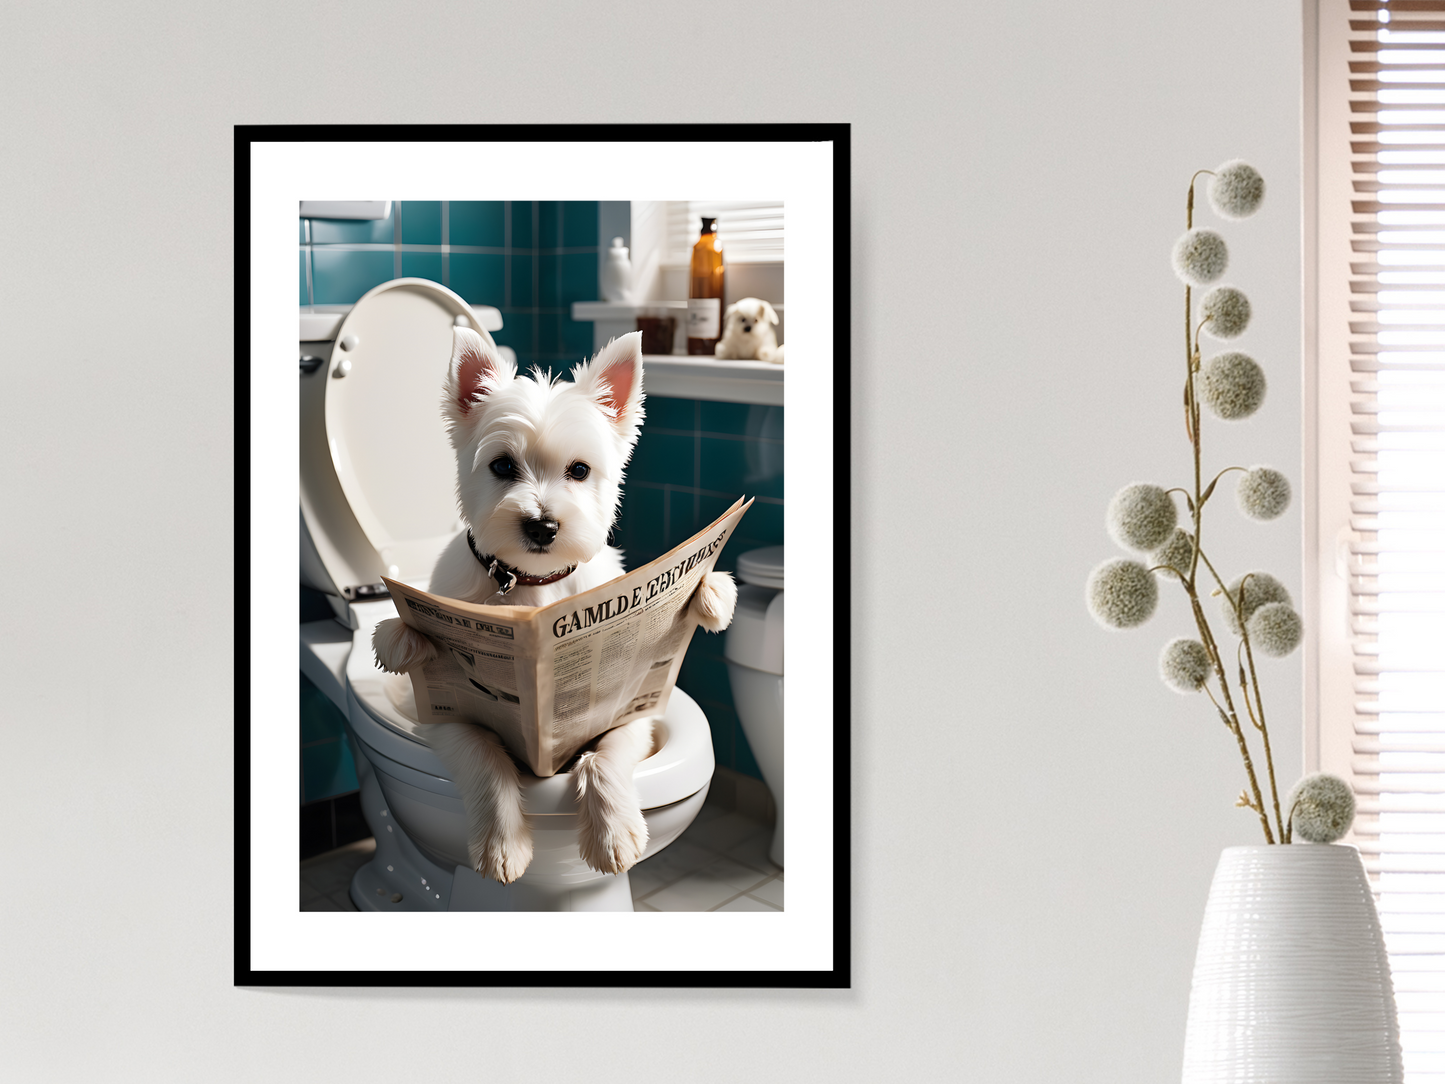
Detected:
left=574, top=301, right=785, bottom=405
left=572, top=300, right=685, bottom=320
left=571, top=300, right=784, bottom=321
left=298, top=304, right=782, bottom=405
left=640, top=355, right=784, bottom=406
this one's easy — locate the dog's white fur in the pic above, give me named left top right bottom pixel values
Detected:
left=372, top=327, right=737, bottom=884
left=714, top=297, right=783, bottom=363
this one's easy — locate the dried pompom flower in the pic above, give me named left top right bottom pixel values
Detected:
left=1247, top=601, right=1303, bottom=657
left=1172, top=228, right=1229, bottom=286
left=1220, top=571, right=1292, bottom=636
left=1107, top=483, right=1178, bottom=552
left=1209, top=160, right=1265, bottom=220
left=1200, top=351, right=1266, bottom=420
left=1160, top=638, right=1213, bottom=693
left=1287, top=773, right=1355, bottom=843
left=1087, top=558, right=1159, bottom=629
left=1152, top=528, right=1196, bottom=581
left=1200, top=286, right=1252, bottom=339
left=1237, top=466, right=1291, bottom=521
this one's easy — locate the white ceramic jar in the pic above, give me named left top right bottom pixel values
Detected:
left=601, top=236, right=632, bottom=303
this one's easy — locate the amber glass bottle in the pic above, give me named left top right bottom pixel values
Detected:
left=687, top=217, right=725, bottom=355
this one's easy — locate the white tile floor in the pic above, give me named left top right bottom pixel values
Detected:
left=299, top=795, right=782, bottom=913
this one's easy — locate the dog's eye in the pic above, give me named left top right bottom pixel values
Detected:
left=489, top=456, right=515, bottom=478
left=567, top=462, right=590, bottom=481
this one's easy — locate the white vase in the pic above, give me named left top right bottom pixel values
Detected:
left=1182, top=844, right=1402, bottom=1084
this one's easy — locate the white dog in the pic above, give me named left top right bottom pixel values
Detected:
left=372, top=328, right=737, bottom=884
left=714, top=297, right=783, bottom=363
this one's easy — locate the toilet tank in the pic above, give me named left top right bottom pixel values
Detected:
left=724, top=586, right=783, bottom=676
left=725, top=546, right=784, bottom=676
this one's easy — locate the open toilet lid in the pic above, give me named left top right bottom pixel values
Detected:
left=312, top=278, right=485, bottom=588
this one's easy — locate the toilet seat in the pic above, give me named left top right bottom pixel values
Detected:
left=343, top=602, right=715, bottom=815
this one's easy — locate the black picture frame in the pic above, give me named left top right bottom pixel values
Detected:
left=237, top=123, right=850, bottom=987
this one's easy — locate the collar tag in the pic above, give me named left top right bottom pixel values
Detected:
left=487, top=558, right=518, bottom=595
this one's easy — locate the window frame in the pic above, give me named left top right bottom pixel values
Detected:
left=1303, top=0, right=1363, bottom=788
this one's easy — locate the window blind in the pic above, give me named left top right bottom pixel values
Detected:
left=665, top=201, right=784, bottom=263
left=1342, top=3, right=1445, bottom=1077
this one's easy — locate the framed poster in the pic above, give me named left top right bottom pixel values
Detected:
left=238, top=123, right=849, bottom=986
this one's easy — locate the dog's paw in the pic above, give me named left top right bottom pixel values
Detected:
left=373, top=618, right=437, bottom=674
left=692, top=571, right=738, bottom=633
left=574, top=751, right=649, bottom=875
left=470, top=823, right=534, bottom=885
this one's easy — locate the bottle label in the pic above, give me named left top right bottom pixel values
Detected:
left=687, top=298, right=721, bottom=339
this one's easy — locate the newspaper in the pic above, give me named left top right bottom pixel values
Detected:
left=380, top=497, right=754, bottom=777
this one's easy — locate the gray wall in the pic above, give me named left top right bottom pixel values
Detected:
left=0, top=1, right=1303, bottom=1080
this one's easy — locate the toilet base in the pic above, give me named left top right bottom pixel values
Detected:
left=349, top=856, right=635, bottom=912
left=445, top=866, right=634, bottom=911
left=341, top=686, right=714, bottom=911
left=346, top=761, right=642, bottom=912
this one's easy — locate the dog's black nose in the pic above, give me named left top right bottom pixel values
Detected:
left=523, top=518, right=558, bottom=546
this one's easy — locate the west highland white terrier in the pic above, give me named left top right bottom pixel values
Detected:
left=372, top=328, right=737, bottom=884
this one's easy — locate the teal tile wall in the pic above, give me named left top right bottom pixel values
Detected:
left=611, top=398, right=785, bottom=781
left=299, top=200, right=599, bottom=369
left=450, top=201, right=505, bottom=247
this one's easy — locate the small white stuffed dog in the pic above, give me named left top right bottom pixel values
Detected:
left=714, top=297, right=783, bottom=363
left=372, top=328, right=737, bottom=884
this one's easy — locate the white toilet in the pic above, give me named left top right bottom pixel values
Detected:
left=298, top=277, right=717, bottom=911
left=724, top=546, right=784, bottom=868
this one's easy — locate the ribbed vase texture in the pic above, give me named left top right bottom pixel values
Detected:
left=1182, top=845, right=1402, bottom=1084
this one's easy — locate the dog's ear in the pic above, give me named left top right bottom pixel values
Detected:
left=760, top=301, right=779, bottom=326
left=442, top=326, right=514, bottom=430
left=724, top=302, right=739, bottom=320
left=574, top=331, right=645, bottom=447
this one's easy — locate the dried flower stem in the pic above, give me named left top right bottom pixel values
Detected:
left=1202, top=466, right=1247, bottom=508
left=1175, top=171, right=1281, bottom=844
left=1193, top=318, right=1211, bottom=357
left=1241, top=615, right=1285, bottom=839
left=1188, top=584, right=1275, bottom=842
left=1195, top=556, right=1287, bottom=841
